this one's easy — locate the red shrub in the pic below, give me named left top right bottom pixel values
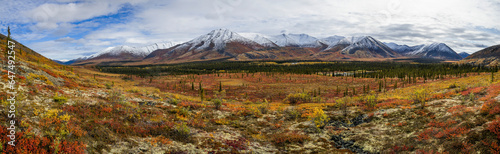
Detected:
left=224, top=137, right=248, bottom=151
left=487, top=117, right=500, bottom=139
left=417, top=128, right=436, bottom=141
left=482, top=140, right=500, bottom=154
left=461, top=87, right=484, bottom=96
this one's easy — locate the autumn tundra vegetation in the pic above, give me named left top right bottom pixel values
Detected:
left=2, top=35, right=500, bottom=153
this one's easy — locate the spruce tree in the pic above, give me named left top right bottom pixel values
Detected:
left=492, top=71, right=495, bottom=83
left=219, top=81, right=222, bottom=92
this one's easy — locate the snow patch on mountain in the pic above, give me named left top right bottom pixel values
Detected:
left=384, top=42, right=413, bottom=53
left=338, top=36, right=397, bottom=57
left=269, top=33, right=320, bottom=47
left=319, top=35, right=345, bottom=46
left=239, top=33, right=277, bottom=47
left=141, top=42, right=176, bottom=53
left=85, top=41, right=176, bottom=59
left=179, top=28, right=257, bottom=51
left=408, top=43, right=454, bottom=55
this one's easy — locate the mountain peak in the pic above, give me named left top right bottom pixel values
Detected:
left=394, top=42, right=463, bottom=60
left=458, top=52, right=470, bottom=59
left=239, top=33, right=277, bottom=47
left=269, top=33, right=320, bottom=47
left=185, top=28, right=253, bottom=51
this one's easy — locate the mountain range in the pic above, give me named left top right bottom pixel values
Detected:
left=66, top=29, right=468, bottom=66
left=384, top=42, right=462, bottom=60
left=70, top=42, right=175, bottom=65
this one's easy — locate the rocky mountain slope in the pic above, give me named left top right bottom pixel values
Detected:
left=70, top=42, right=176, bottom=65
left=315, top=36, right=400, bottom=59
left=461, top=44, right=500, bottom=66
left=144, top=29, right=264, bottom=64
left=385, top=42, right=462, bottom=60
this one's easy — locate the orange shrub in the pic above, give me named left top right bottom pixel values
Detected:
left=461, top=87, right=485, bottom=96
left=481, top=100, right=500, bottom=115
left=479, top=83, right=500, bottom=101
left=270, top=131, right=310, bottom=146
left=178, top=101, right=205, bottom=109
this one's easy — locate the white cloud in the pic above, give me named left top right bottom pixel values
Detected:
left=27, top=1, right=120, bottom=30
left=3, top=0, right=500, bottom=59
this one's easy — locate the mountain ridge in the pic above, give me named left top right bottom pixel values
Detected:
left=384, top=42, right=462, bottom=60
left=65, top=29, right=477, bottom=66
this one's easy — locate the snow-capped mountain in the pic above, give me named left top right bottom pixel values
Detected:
left=384, top=42, right=414, bottom=54
left=85, top=41, right=176, bottom=59
left=145, top=29, right=264, bottom=63
left=339, top=36, right=399, bottom=58
left=315, top=36, right=399, bottom=59
left=67, top=41, right=176, bottom=65
left=408, top=43, right=452, bottom=55
left=90, top=45, right=148, bottom=58
left=269, top=33, right=321, bottom=47
left=141, top=42, right=177, bottom=54
left=239, top=33, right=278, bottom=47
left=385, top=42, right=462, bottom=60
left=319, top=35, right=345, bottom=46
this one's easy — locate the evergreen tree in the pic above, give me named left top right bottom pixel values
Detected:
left=492, top=71, right=495, bottom=83
left=219, top=81, right=222, bottom=92
left=5, top=26, right=11, bottom=61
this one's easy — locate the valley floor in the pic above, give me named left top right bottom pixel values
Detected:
left=1, top=65, right=500, bottom=153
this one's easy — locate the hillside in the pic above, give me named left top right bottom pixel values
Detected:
left=461, top=44, right=500, bottom=66
left=0, top=33, right=77, bottom=87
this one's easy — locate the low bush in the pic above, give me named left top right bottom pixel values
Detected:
left=53, top=93, right=67, bottom=105
left=270, top=131, right=310, bottom=146
left=309, top=107, right=329, bottom=128
left=284, top=93, right=311, bottom=104
left=411, top=88, right=430, bottom=109
left=213, top=99, right=222, bottom=110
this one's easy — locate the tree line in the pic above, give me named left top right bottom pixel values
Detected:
left=96, top=61, right=498, bottom=79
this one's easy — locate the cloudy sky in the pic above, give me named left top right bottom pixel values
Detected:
left=1, top=0, right=499, bottom=60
